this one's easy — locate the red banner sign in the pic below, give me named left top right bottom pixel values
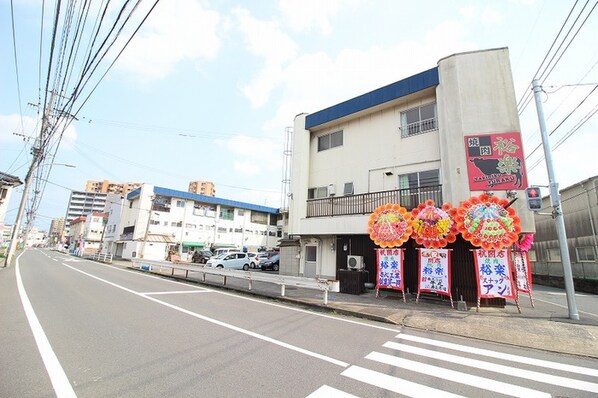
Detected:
left=464, top=132, right=528, bottom=191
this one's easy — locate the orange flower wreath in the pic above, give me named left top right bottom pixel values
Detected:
left=368, top=203, right=413, bottom=248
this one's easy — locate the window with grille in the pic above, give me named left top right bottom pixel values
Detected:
left=400, top=103, right=437, bottom=137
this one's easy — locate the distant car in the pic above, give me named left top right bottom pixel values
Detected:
left=260, top=254, right=280, bottom=271
left=211, top=248, right=239, bottom=258
left=192, top=250, right=212, bottom=264
left=206, top=252, right=250, bottom=270
left=247, top=252, right=260, bottom=268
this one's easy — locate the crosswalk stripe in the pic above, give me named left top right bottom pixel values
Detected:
left=396, top=333, right=598, bottom=377
left=384, top=341, right=598, bottom=393
left=366, top=351, right=550, bottom=398
left=341, top=365, right=466, bottom=398
left=306, top=385, right=359, bottom=398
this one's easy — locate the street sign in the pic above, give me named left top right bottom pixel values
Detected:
left=525, top=187, right=542, bottom=211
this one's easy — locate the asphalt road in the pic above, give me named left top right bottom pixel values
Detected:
left=1, top=249, right=597, bottom=397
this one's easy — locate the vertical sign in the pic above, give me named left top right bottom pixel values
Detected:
left=512, top=251, right=532, bottom=293
left=417, top=248, right=453, bottom=308
left=375, top=248, right=406, bottom=302
left=464, top=132, right=528, bottom=191
left=473, top=249, right=520, bottom=312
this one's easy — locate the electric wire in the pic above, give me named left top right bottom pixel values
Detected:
left=9, top=0, right=26, bottom=134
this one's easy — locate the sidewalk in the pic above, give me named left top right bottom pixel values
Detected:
left=113, top=260, right=598, bottom=359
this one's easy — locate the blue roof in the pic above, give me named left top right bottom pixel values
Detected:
left=305, top=67, right=439, bottom=129
left=127, top=186, right=279, bottom=214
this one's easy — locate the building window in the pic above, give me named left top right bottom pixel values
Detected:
left=317, top=130, right=343, bottom=152
left=397, top=169, right=440, bottom=208
left=219, top=207, right=234, bottom=221
left=547, top=248, right=562, bottom=262
left=150, top=220, right=160, bottom=225
left=234, top=228, right=243, bottom=233
left=400, top=103, right=437, bottom=138
left=237, top=209, right=245, bottom=216
left=343, top=182, right=354, bottom=196
left=308, top=186, right=328, bottom=199
left=153, top=195, right=171, bottom=212
left=176, top=200, right=185, bottom=208
left=251, top=211, right=268, bottom=225
left=576, top=246, right=596, bottom=262
left=528, top=250, right=537, bottom=262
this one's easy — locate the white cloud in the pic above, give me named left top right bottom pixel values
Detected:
left=481, top=7, right=503, bottom=25
left=114, top=0, right=222, bottom=83
left=233, top=7, right=298, bottom=108
left=277, top=0, right=360, bottom=34
left=220, top=135, right=282, bottom=177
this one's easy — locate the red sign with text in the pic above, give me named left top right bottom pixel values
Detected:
left=464, top=132, right=528, bottom=191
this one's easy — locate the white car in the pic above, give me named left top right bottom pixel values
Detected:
left=206, top=252, right=250, bottom=270
left=247, top=252, right=260, bottom=268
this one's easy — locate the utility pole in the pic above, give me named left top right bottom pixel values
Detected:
left=139, top=195, right=155, bottom=259
left=531, top=79, right=579, bottom=320
left=3, top=92, right=55, bottom=267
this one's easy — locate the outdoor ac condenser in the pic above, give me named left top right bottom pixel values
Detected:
left=347, top=255, right=364, bottom=270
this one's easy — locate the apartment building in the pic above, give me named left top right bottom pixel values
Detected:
left=48, top=217, right=66, bottom=247
left=65, top=191, right=107, bottom=225
left=85, top=180, right=142, bottom=195
left=188, top=180, right=216, bottom=196
left=531, top=175, right=598, bottom=287
left=287, top=48, right=535, bottom=302
left=108, top=184, right=280, bottom=261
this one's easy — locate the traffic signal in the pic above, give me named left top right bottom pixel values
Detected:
left=525, top=187, right=543, bottom=211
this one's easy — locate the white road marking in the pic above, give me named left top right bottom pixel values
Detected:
left=306, top=385, right=359, bottom=398
left=395, top=332, right=598, bottom=377
left=384, top=341, right=598, bottom=393
left=16, top=253, right=77, bottom=398
left=61, top=262, right=349, bottom=368
left=366, top=351, right=550, bottom=398
left=341, top=366, right=465, bottom=398
left=66, top=254, right=400, bottom=332
left=140, top=290, right=212, bottom=295
left=532, top=297, right=598, bottom=319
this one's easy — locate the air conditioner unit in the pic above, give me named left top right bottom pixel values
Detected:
left=328, top=184, right=336, bottom=196
left=347, top=255, right=364, bottom=270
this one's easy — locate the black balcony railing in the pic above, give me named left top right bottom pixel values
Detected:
left=306, top=185, right=442, bottom=218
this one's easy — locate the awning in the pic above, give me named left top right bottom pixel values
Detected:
left=133, top=234, right=174, bottom=243
left=182, top=241, right=204, bottom=248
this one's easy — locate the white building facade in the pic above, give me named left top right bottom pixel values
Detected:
left=287, top=48, right=535, bottom=301
left=111, top=184, right=281, bottom=261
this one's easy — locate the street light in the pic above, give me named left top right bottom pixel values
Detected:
left=3, top=162, right=76, bottom=267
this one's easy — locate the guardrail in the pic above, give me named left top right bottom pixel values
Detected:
left=130, top=259, right=339, bottom=304
left=85, top=252, right=113, bottom=264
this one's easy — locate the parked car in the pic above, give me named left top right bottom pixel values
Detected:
left=206, top=252, right=250, bottom=270
left=192, top=250, right=212, bottom=264
left=211, top=247, right=239, bottom=258
left=247, top=252, right=260, bottom=268
left=260, top=254, right=280, bottom=271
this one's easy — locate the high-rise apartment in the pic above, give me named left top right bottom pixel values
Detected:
left=49, top=217, right=66, bottom=245
left=85, top=180, right=142, bottom=195
left=65, top=191, right=107, bottom=226
left=188, top=180, right=216, bottom=196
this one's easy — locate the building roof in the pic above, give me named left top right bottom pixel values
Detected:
left=127, top=186, right=280, bottom=214
left=305, top=67, right=439, bottom=129
left=0, top=171, right=23, bottom=188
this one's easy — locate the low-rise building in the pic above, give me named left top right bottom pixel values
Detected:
left=109, top=184, right=280, bottom=261
left=287, top=48, right=535, bottom=302
left=531, top=175, right=598, bottom=288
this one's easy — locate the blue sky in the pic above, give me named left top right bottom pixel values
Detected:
left=1, top=0, right=597, bottom=231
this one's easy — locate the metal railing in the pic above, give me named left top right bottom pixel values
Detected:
left=307, top=185, right=442, bottom=218
left=130, top=259, right=339, bottom=304
left=399, top=117, right=438, bottom=138
left=85, top=252, right=113, bottom=264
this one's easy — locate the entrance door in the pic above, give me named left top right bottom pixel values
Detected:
left=304, top=245, right=317, bottom=278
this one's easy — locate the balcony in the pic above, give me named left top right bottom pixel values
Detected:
left=399, top=117, right=438, bottom=138
left=306, top=185, right=442, bottom=218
